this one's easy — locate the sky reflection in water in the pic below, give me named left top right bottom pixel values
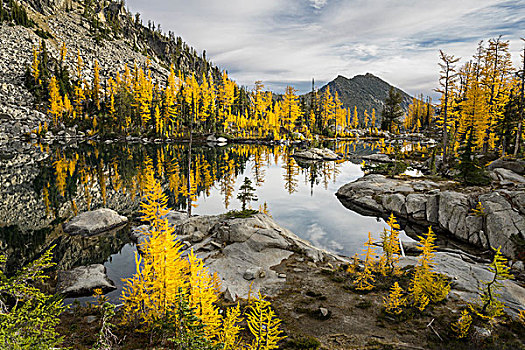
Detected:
left=98, top=147, right=413, bottom=302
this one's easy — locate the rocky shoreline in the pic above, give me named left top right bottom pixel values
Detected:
left=51, top=207, right=525, bottom=348
left=336, top=169, right=525, bottom=259
left=56, top=208, right=525, bottom=317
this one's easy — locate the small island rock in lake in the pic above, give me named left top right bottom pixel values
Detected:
left=63, top=208, right=128, bottom=236
left=56, top=264, right=116, bottom=298
left=293, top=148, right=340, bottom=161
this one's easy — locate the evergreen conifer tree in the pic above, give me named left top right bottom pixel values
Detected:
left=456, top=129, right=490, bottom=186
left=381, top=87, right=404, bottom=132
left=237, top=177, right=257, bottom=211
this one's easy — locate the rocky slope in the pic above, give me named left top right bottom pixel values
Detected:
left=0, top=24, right=47, bottom=144
left=0, top=0, right=221, bottom=145
left=336, top=171, right=525, bottom=258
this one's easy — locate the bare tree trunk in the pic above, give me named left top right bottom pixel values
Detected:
left=187, top=98, right=194, bottom=217
left=514, top=43, right=525, bottom=156
left=442, top=73, right=449, bottom=164
left=187, top=127, right=192, bottom=217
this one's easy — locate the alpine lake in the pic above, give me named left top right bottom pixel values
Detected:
left=0, top=139, right=418, bottom=302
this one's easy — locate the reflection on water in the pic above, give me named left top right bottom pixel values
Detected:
left=0, top=140, right=408, bottom=289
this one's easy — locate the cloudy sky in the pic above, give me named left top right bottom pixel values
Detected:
left=126, top=0, right=524, bottom=97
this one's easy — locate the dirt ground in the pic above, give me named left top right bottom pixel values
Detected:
left=58, top=254, right=525, bottom=350
left=270, top=255, right=525, bottom=350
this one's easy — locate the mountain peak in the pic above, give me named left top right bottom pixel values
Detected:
left=316, top=73, right=412, bottom=119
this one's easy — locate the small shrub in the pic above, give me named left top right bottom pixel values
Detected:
left=469, top=247, right=512, bottom=321
left=0, top=247, right=65, bottom=349
left=451, top=309, right=472, bottom=339
left=224, top=209, right=259, bottom=219
left=383, top=282, right=407, bottom=315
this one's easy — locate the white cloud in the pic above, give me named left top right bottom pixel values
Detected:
left=126, top=0, right=525, bottom=98
left=309, top=0, right=328, bottom=10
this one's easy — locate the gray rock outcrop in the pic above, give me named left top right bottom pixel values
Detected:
left=492, top=168, right=525, bottom=185
left=336, top=174, right=525, bottom=257
left=56, top=264, right=116, bottom=297
left=487, top=159, right=525, bottom=175
left=63, top=208, right=128, bottom=236
left=293, top=148, right=339, bottom=161
left=362, top=153, right=394, bottom=163
left=130, top=212, right=338, bottom=301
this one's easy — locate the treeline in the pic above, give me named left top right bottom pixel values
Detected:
left=403, top=94, right=435, bottom=131
left=308, top=86, right=380, bottom=135
left=27, top=40, right=404, bottom=142
left=15, top=0, right=417, bottom=140
left=437, top=37, right=525, bottom=159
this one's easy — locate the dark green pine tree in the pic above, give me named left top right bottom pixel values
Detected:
left=0, top=0, right=6, bottom=22
left=161, top=290, right=221, bottom=350
left=237, top=177, right=258, bottom=211
left=381, top=86, right=404, bottom=132
left=456, top=129, right=490, bottom=186
left=497, top=88, right=520, bottom=156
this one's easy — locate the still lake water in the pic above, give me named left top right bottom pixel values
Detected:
left=0, top=140, right=411, bottom=301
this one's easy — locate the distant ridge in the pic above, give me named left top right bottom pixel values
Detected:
left=315, top=73, right=412, bottom=120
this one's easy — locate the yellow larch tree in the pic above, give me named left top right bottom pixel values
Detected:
left=200, top=73, right=215, bottom=127
left=187, top=249, right=222, bottom=338
left=480, top=37, right=513, bottom=152
left=383, top=282, right=406, bottom=315
left=218, top=71, right=236, bottom=126
left=363, top=109, right=369, bottom=129
left=378, top=213, right=401, bottom=276
left=354, top=232, right=376, bottom=291
left=353, top=106, right=359, bottom=129
left=457, top=60, right=489, bottom=152
left=153, top=105, right=162, bottom=135
left=48, top=76, right=63, bottom=127
left=451, top=309, right=472, bottom=338
left=320, top=87, right=335, bottom=130
left=31, top=45, right=39, bottom=84
left=92, top=59, right=101, bottom=110
left=409, top=226, right=450, bottom=311
left=281, top=86, right=300, bottom=136
left=121, top=160, right=190, bottom=327
left=218, top=304, right=243, bottom=349
left=63, top=93, right=73, bottom=118
left=334, top=91, right=346, bottom=137
left=470, top=246, right=512, bottom=321
left=246, top=293, right=286, bottom=350
left=133, top=67, right=153, bottom=129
